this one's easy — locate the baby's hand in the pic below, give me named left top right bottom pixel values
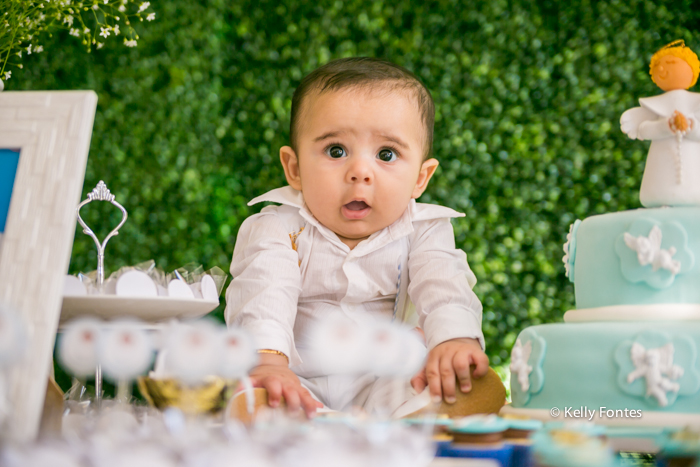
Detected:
left=410, top=337, right=489, bottom=404
left=249, top=353, right=323, bottom=418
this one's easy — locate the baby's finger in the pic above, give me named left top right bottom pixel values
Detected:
left=411, top=372, right=427, bottom=392
left=440, top=356, right=457, bottom=404
left=300, top=389, right=322, bottom=418
left=472, top=352, right=490, bottom=378
left=265, top=379, right=283, bottom=408
left=425, top=354, right=443, bottom=402
left=453, top=352, right=472, bottom=393
left=282, top=386, right=302, bottom=414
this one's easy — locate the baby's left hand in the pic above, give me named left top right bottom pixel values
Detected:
left=410, top=337, right=489, bottom=404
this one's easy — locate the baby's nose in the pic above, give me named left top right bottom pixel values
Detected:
left=347, top=159, right=372, bottom=183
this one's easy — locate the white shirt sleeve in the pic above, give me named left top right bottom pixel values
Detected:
left=224, top=207, right=303, bottom=366
left=407, top=218, right=485, bottom=351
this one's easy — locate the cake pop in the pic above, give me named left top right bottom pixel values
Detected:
left=162, top=320, right=221, bottom=385
left=99, top=320, right=153, bottom=382
left=58, top=318, right=102, bottom=378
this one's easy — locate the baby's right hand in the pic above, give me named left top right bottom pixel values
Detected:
left=249, top=353, right=323, bottom=418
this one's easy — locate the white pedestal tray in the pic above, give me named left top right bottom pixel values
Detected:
left=59, top=181, right=221, bottom=401
left=60, top=295, right=219, bottom=324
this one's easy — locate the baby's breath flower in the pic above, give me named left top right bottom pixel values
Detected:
left=4, top=71, right=11, bottom=80
left=83, top=27, right=90, bottom=33
left=26, top=44, right=32, bottom=54
left=70, top=27, right=80, bottom=36
left=124, top=38, right=137, bottom=47
left=35, top=45, right=43, bottom=52
left=137, top=1, right=149, bottom=12
left=97, top=42, right=103, bottom=49
left=99, top=26, right=110, bottom=38
left=146, top=12, right=155, bottom=21
left=92, top=4, right=98, bottom=9
left=63, top=14, right=73, bottom=25
left=113, top=24, right=120, bottom=35
left=16, top=50, right=21, bottom=58
left=118, top=4, right=125, bottom=11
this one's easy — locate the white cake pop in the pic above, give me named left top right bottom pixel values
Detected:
left=219, top=327, right=257, bottom=379
left=162, top=320, right=222, bottom=384
left=368, top=322, right=405, bottom=377
left=308, top=315, right=372, bottom=375
left=57, top=318, right=102, bottom=377
left=393, top=328, right=427, bottom=378
left=99, top=320, right=153, bottom=381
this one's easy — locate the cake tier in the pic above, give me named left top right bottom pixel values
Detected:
left=508, top=322, right=700, bottom=426
left=568, top=207, right=700, bottom=311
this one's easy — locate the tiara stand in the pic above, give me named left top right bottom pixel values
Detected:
left=76, top=181, right=128, bottom=287
left=75, top=180, right=128, bottom=408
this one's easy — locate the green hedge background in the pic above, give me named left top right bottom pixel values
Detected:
left=9, top=0, right=698, bottom=367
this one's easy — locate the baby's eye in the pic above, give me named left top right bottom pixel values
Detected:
left=377, top=148, right=397, bottom=162
left=327, top=145, right=346, bottom=159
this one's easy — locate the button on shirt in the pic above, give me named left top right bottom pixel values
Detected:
left=225, top=186, right=484, bottom=379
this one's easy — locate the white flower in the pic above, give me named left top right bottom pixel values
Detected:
left=99, top=26, right=110, bottom=38
left=103, top=0, right=108, bottom=3
left=69, top=28, right=80, bottom=36
left=35, top=45, right=43, bottom=52
left=92, top=4, right=98, bottom=9
left=63, top=14, right=73, bottom=25
left=137, top=1, right=149, bottom=12
left=118, top=4, right=125, bottom=11
left=97, top=42, right=104, bottom=49
left=113, top=24, right=120, bottom=35
left=39, top=13, right=45, bottom=21
left=83, top=27, right=90, bottom=33
left=16, top=50, right=21, bottom=58
left=146, top=12, right=155, bottom=21
left=26, top=44, right=32, bottom=54
left=124, top=38, right=137, bottom=47
left=4, top=71, right=11, bottom=80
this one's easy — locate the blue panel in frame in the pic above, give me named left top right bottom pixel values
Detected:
left=0, top=149, right=20, bottom=233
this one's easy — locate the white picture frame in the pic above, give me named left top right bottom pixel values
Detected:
left=0, top=91, right=97, bottom=441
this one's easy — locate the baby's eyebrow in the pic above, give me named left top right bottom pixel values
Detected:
left=314, top=131, right=346, bottom=142
left=376, top=133, right=409, bottom=150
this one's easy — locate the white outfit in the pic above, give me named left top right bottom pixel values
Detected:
left=225, top=186, right=484, bottom=413
left=620, top=89, right=700, bottom=207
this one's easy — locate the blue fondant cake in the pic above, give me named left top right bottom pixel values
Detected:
left=506, top=207, right=700, bottom=424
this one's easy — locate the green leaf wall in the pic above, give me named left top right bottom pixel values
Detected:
left=10, top=0, right=697, bottom=365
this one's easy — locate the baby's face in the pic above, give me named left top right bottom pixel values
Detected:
left=281, top=87, right=438, bottom=248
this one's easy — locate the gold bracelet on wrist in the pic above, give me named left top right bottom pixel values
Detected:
left=257, top=348, right=289, bottom=363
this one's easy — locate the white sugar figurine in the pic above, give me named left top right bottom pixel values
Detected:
left=620, top=40, right=700, bottom=207
left=99, top=320, right=153, bottom=402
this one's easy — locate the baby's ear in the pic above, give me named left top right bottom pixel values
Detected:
left=280, top=146, right=302, bottom=191
left=412, top=158, right=439, bottom=199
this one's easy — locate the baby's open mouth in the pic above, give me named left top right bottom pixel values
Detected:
left=344, top=200, right=370, bottom=211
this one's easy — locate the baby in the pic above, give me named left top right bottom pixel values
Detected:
left=225, top=57, right=489, bottom=418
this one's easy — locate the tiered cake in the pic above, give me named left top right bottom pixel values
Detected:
left=504, top=41, right=700, bottom=426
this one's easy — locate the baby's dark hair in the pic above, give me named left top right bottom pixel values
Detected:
left=290, top=57, right=435, bottom=160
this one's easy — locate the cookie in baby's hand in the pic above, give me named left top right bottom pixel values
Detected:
left=437, top=366, right=506, bottom=418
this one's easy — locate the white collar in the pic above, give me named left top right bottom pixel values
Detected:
left=639, top=89, right=700, bottom=116
left=248, top=186, right=464, bottom=254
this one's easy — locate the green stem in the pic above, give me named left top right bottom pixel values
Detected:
left=0, top=4, right=22, bottom=77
